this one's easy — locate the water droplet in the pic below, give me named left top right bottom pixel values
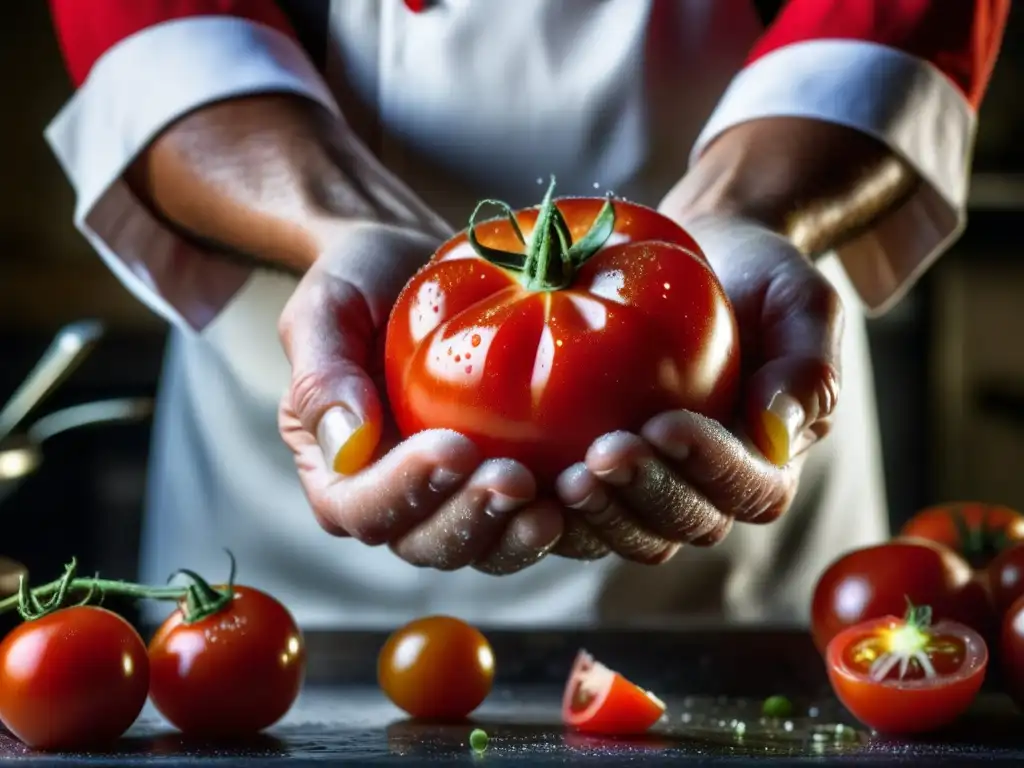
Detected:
left=592, top=182, right=600, bottom=189
left=536, top=177, right=544, bottom=185
left=471, top=334, right=482, bottom=347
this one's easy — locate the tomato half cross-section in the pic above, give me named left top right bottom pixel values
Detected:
left=385, top=178, right=741, bottom=488
left=562, top=650, right=666, bottom=735
left=826, top=605, right=987, bottom=734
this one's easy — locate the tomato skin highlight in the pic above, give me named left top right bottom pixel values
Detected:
left=826, top=615, right=987, bottom=734
left=384, top=197, right=741, bottom=489
left=999, top=594, right=1024, bottom=709
left=810, top=540, right=994, bottom=654
left=561, top=650, right=665, bottom=736
left=148, top=586, right=305, bottom=736
left=0, top=606, right=149, bottom=751
left=378, top=616, right=494, bottom=720
left=900, top=502, right=1024, bottom=567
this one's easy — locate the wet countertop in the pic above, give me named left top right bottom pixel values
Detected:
left=2, top=628, right=1023, bottom=765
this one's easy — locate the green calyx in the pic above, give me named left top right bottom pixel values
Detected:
left=948, top=505, right=1009, bottom=565
left=467, top=176, right=616, bottom=292
left=0, top=551, right=238, bottom=624
left=902, top=598, right=933, bottom=631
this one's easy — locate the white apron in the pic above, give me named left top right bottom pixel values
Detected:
left=135, top=0, right=889, bottom=628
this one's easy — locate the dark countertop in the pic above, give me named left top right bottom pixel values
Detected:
left=2, top=629, right=1022, bottom=766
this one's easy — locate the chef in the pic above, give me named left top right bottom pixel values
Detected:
left=44, top=0, right=1005, bottom=628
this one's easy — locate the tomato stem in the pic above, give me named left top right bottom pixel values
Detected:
left=0, top=553, right=238, bottom=623
left=467, top=176, right=616, bottom=291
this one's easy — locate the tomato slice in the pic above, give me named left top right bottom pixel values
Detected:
left=561, top=650, right=666, bottom=735
left=825, top=606, right=987, bottom=734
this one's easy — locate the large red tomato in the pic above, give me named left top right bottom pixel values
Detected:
left=810, top=540, right=994, bottom=653
left=148, top=585, right=305, bottom=736
left=385, top=180, right=740, bottom=487
left=0, top=606, right=149, bottom=751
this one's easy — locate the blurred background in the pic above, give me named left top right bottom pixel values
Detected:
left=2, top=3, right=1024, bottom=598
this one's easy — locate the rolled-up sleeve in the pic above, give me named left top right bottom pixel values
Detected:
left=45, top=1, right=339, bottom=332
left=691, top=0, right=1010, bottom=315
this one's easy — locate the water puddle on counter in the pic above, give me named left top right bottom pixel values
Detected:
left=658, top=695, right=868, bottom=757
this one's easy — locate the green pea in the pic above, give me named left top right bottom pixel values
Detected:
left=762, top=695, right=793, bottom=719
left=469, top=728, right=489, bottom=754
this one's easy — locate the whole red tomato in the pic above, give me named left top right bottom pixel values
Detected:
left=988, top=544, right=1024, bottom=616
left=900, top=502, right=1024, bottom=568
left=378, top=615, right=494, bottom=720
left=148, top=585, right=305, bottom=736
left=1000, top=594, right=1024, bottom=708
left=385, top=180, right=740, bottom=488
left=0, top=606, right=149, bottom=750
left=810, top=540, right=993, bottom=653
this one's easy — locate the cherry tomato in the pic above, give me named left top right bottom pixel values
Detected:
left=984, top=543, right=1024, bottom=617
left=810, top=540, right=993, bottom=653
left=561, top=650, right=666, bottom=735
left=1000, top=594, right=1024, bottom=708
left=378, top=615, right=494, bottom=720
left=0, top=606, right=149, bottom=750
left=385, top=183, right=740, bottom=488
left=826, top=607, right=987, bottom=734
left=148, top=585, right=305, bottom=736
left=900, top=502, right=1024, bottom=568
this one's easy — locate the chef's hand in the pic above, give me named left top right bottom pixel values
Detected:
left=277, top=223, right=567, bottom=575
left=555, top=213, right=843, bottom=562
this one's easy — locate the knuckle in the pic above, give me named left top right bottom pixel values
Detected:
left=289, top=370, right=328, bottom=422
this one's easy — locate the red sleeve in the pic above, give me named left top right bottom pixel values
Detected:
left=748, top=0, right=1010, bottom=110
left=49, top=0, right=298, bottom=88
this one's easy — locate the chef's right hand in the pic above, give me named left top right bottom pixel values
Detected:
left=277, top=223, right=567, bottom=575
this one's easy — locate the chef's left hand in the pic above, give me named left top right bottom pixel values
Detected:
left=555, top=211, right=844, bottom=562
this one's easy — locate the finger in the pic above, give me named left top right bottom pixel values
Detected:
left=747, top=255, right=844, bottom=466
left=584, top=433, right=731, bottom=542
left=279, top=274, right=383, bottom=474
left=390, top=459, right=536, bottom=570
left=557, top=463, right=677, bottom=563
left=551, top=515, right=611, bottom=561
left=473, top=502, right=565, bottom=575
left=641, top=410, right=800, bottom=525
left=287, top=426, right=481, bottom=543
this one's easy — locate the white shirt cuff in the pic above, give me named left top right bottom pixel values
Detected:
left=691, top=39, right=975, bottom=316
left=45, top=16, right=340, bottom=333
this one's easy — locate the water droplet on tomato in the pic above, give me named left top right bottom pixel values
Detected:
left=471, top=334, right=482, bottom=347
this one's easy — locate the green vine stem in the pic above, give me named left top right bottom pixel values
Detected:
left=467, top=176, right=616, bottom=291
left=0, top=552, right=238, bottom=625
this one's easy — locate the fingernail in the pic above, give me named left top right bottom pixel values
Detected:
left=761, top=393, right=806, bottom=466
left=592, top=466, right=633, bottom=485
left=567, top=486, right=608, bottom=513
left=485, top=491, right=529, bottom=518
left=318, top=406, right=372, bottom=475
left=428, top=466, right=465, bottom=493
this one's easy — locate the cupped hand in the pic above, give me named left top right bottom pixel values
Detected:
left=277, top=223, right=566, bottom=574
left=556, top=212, right=844, bottom=560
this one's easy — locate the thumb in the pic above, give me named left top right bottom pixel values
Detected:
left=279, top=272, right=384, bottom=475
left=744, top=257, right=844, bottom=467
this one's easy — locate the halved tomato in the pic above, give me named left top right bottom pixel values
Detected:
left=825, top=605, right=987, bottom=734
left=561, top=650, right=665, bottom=735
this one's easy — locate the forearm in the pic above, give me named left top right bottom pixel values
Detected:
left=664, top=117, right=920, bottom=258
left=125, top=94, right=449, bottom=272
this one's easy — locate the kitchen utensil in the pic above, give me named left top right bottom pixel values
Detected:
left=0, top=320, right=104, bottom=444
left=0, top=397, right=154, bottom=507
